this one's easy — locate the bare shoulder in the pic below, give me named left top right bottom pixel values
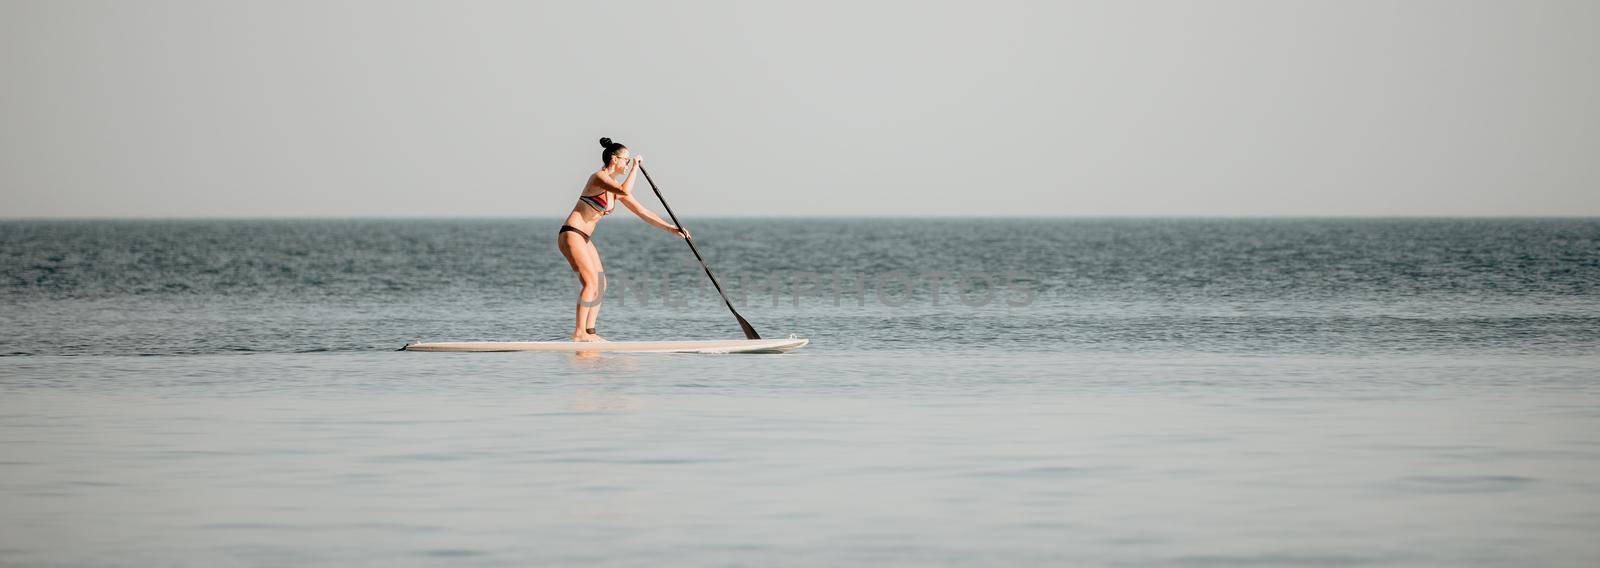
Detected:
left=587, top=169, right=627, bottom=193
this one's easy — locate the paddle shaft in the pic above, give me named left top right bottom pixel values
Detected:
left=637, top=164, right=761, bottom=340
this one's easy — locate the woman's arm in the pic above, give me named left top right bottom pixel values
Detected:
left=619, top=193, right=688, bottom=237
left=589, top=157, right=639, bottom=195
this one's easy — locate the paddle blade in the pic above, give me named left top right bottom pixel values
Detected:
left=735, top=312, right=761, bottom=340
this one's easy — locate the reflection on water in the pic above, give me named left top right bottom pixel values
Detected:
left=566, top=355, right=642, bottom=411
left=569, top=387, right=636, bottom=413
left=565, top=351, right=653, bottom=367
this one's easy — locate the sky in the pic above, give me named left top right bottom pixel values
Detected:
left=1, top=0, right=1596, bottom=218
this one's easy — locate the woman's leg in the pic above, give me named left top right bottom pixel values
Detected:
left=560, top=232, right=601, bottom=340
left=581, top=240, right=606, bottom=339
left=557, top=231, right=581, bottom=272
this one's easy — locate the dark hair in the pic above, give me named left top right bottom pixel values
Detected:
left=599, top=137, right=627, bottom=165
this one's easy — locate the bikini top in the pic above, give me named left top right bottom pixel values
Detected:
left=578, top=191, right=615, bottom=216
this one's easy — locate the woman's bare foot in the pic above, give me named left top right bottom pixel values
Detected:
left=572, top=332, right=593, bottom=342
left=589, top=333, right=610, bottom=342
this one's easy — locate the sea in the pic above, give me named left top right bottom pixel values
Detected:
left=2, top=218, right=1598, bottom=566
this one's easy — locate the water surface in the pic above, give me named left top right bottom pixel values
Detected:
left=3, top=219, right=1598, bottom=566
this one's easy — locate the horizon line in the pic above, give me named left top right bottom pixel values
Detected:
left=3, top=214, right=1599, bottom=222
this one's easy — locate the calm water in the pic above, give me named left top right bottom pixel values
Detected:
left=3, top=218, right=1599, bottom=566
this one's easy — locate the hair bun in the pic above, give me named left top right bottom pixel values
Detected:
left=599, top=137, right=613, bottom=148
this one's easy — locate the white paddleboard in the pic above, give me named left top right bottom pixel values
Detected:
left=402, top=337, right=808, bottom=354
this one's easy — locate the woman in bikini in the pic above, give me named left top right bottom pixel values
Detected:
left=557, top=137, right=689, bottom=342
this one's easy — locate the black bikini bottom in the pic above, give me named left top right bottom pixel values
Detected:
left=558, top=224, right=590, bottom=243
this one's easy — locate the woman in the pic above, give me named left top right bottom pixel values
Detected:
left=557, top=137, right=689, bottom=342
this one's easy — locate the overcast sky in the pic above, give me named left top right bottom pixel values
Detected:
left=2, top=0, right=1596, bottom=218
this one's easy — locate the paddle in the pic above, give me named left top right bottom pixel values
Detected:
left=637, top=164, right=761, bottom=340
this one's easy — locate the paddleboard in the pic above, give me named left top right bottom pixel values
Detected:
left=402, top=337, right=808, bottom=354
